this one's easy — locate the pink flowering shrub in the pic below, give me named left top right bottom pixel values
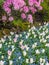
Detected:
left=3, top=0, right=43, bottom=23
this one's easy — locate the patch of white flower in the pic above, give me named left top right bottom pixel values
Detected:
left=0, top=44, right=2, bottom=48
left=0, top=23, right=49, bottom=65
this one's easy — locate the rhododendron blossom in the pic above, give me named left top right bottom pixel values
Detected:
left=21, top=13, right=26, bottom=19
left=3, top=0, right=43, bottom=22
left=2, top=16, right=7, bottom=21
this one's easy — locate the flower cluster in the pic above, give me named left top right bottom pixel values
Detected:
left=0, top=23, right=49, bottom=65
left=3, top=0, right=43, bottom=22
left=2, top=15, right=14, bottom=22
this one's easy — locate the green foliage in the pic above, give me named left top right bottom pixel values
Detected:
left=12, top=19, right=31, bottom=31
left=41, top=0, right=49, bottom=21
left=0, top=0, right=4, bottom=5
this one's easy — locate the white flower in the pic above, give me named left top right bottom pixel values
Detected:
left=1, top=38, right=5, bottom=43
left=26, top=35, right=28, bottom=39
left=34, top=42, right=37, bottom=46
left=5, top=42, right=8, bottom=45
left=32, top=31, right=35, bottom=34
left=13, top=38, right=17, bottom=42
left=32, top=44, right=36, bottom=49
left=20, top=45, right=25, bottom=50
left=45, top=29, right=48, bottom=33
left=26, top=46, right=29, bottom=51
left=8, top=56, right=11, bottom=59
left=19, top=40, right=24, bottom=45
left=18, top=56, right=21, bottom=59
left=10, top=32, right=14, bottom=35
left=23, top=51, right=27, bottom=56
left=39, top=26, right=42, bottom=30
left=39, top=36, right=41, bottom=39
left=44, top=22, right=46, bottom=25
left=45, top=43, right=49, bottom=47
left=30, top=58, right=34, bottom=63
left=25, top=45, right=29, bottom=51
left=8, top=36, right=11, bottom=39
left=24, top=32, right=26, bottom=34
left=4, top=35, right=7, bottom=38
left=40, top=39, right=43, bottom=42
left=15, top=34, right=19, bottom=38
left=0, top=44, right=2, bottom=48
left=46, top=23, right=48, bottom=26
left=40, top=32, right=45, bottom=36
left=29, top=29, right=31, bottom=32
left=34, top=34, right=37, bottom=38
left=32, top=26, right=36, bottom=30
left=43, top=59, right=45, bottom=63
left=46, top=35, right=49, bottom=39
left=9, top=60, right=13, bottom=65
left=12, top=45, right=14, bottom=49
left=42, top=49, right=45, bottom=53
left=35, top=49, right=40, bottom=54
left=27, top=33, right=30, bottom=37
left=0, top=60, right=4, bottom=65
left=40, top=63, right=44, bottom=65
left=40, top=38, right=46, bottom=43
left=9, top=38, right=12, bottom=41
left=19, top=34, right=22, bottom=37
left=26, top=58, right=29, bottom=63
left=12, top=45, right=15, bottom=52
left=46, top=62, right=49, bottom=65
left=1, top=55, right=4, bottom=59
left=43, top=39, right=47, bottom=43
left=40, top=58, right=45, bottom=63
left=32, top=42, right=37, bottom=49
left=9, top=42, right=11, bottom=44
left=40, top=58, right=43, bottom=63
left=43, top=28, right=45, bottom=31
left=39, top=23, right=41, bottom=25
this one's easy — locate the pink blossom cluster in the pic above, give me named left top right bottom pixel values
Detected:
left=3, top=0, right=43, bottom=23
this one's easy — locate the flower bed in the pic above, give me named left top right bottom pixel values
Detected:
left=0, top=23, right=49, bottom=65
left=2, top=0, right=43, bottom=23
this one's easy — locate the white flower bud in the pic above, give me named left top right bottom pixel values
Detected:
left=23, top=51, right=27, bottom=56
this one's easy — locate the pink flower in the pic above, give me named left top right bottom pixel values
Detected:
left=28, top=0, right=34, bottom=6
left=8, top=50, right=12, bottom=56
left=23, top=6, right=29, bottom=13
left=38, top=6, right=43, bottom=10
left=4, top=7, right=11, bottom=14
left=13, top=38, right=17, bottom=42
left=13, top=4, right=19, bottom=10
left=3, top=1, right=11, bottom=14
left=3, top=0, right=43, bottom=22
left=13, top=0, right=26, bottom=10
left=2, top=16, right=7, bottom=21
left=29, top=7, right=37, bottom=14
left=27, top=14, right=33, bottom=23
left=21, top=13, right=26, bottom=19
left=8, top=16, right=14, bottom=21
